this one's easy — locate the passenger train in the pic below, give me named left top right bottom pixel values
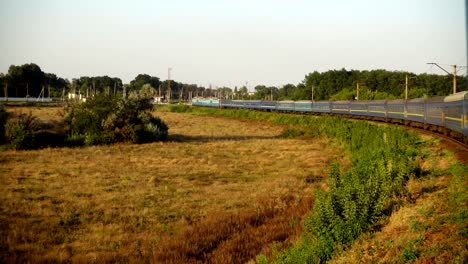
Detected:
left=191, top=91, right=468, bottom=144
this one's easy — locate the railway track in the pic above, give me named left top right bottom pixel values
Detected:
left=195, top=103, right=468, bottom=162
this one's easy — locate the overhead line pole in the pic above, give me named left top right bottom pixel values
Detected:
left=311, top=85, right=314, bottom=102
left=356, top=82, right=359, bottom=100
left=427, top=62, right=466, bottom=94
left=405, top=75, right=408, bottom=100
left=167, top=67, right=172, bottom=102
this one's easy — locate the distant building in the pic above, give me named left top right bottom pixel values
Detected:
left=67, top=93, right=86, bottom=102
left=153, top=96, right=164, bottom=104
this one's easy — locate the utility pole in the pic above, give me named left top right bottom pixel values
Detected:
left=427, top=62, right=466, bottom=94
left=311, top=85, right=314, bottom=102
left=167, top=67, right=172, bottom=102
left=405, top=74, right=418, bottom=99
left=4, top=83, right=8, bottom=101
left=453, top=64, right=457, bottom=94
left=356, top=83, right=359, bottom=100
left=180, top=86, right=183, bottom=102
left=405, top=75, right=408, bottom=100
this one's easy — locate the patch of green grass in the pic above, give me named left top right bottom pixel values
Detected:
left=409, top=217, right=429, bottom=232
left=278, top=128, right=305, bottom=138
left=177, top=106, right=423, bottom=263
left=401, top=246, right=419, bottom=262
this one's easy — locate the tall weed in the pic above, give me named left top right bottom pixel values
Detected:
left=173, top=106, right=422, bottom=262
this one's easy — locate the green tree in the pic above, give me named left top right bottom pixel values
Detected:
left=238, top=86, right=248, bottom=99
left=130, top=74, right=160, bottom=91
left=7, top=63, right=45, bottom=97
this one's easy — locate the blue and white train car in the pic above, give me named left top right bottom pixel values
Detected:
left=192, top=91, right=468, bottom=143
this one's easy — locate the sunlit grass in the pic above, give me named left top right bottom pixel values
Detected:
left=330, top=151, right=467, bottom=263
left=0, top=108, right=342, bottom=262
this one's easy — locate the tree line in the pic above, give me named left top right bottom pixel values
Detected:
left=0, top=63, right=226, bottom=101
left=253, top=69, right=466, bottom=101
left=1, top=63, right=465, bottom=101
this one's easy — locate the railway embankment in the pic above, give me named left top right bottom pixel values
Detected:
left=168, top=105, right=467, bottom=263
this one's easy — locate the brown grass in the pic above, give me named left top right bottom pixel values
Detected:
left=154, top=195, right=313, bottom=264
left=5, top=106, right=64, bottom=121
left=0, top=108, right=343, bottom=263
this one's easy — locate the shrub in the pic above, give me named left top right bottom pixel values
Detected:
left=4, top=112, right=39, bottom=149
left=0, top=104, right=9, bottom=144
left=64, top=92, right=168, bottom=146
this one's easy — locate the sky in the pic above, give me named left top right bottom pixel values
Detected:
left=0, top=0, right=466, bottom=89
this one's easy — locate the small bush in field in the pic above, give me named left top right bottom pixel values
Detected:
left=2, top=109, right=66, bottom=150
left=4, top=112, right=39, bottom=149
left=64, top=92, right=168, bottom=145
left=0, top=104, right=9, bottom=144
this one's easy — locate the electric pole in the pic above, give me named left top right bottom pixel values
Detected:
left=311, top=85, right=314, bottom=102
left=427, top=62, right=466, bottom=94
left=453, top=64, right=457, bottom=94
left=167, top=67, right=172, bottom=102
left=356, top=83, right=359, bottom=100
left=405, top=75, right=408, bottom=100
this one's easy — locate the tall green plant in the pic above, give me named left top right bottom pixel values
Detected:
left=171, top=106, right=422, bottom=262
left=0, top=104, right=9, bottom=144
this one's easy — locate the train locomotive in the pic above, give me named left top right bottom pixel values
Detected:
left=191, top=91, right=468, bottom=144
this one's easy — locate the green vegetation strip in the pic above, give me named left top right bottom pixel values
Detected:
left=168, top=105, right=423, bottom=263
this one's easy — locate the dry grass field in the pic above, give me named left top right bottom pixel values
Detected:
left=0, top=107, right=344, bottom=263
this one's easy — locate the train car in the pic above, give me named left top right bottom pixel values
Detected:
left=277, top=101, right=295, bottom=111
left=406, top=98, right=426, bottom=123
left=242, top=100, right=263, bottom=109
left=192, top=92, right=468, bottom=143
left=294, top=101, right=313, bottom=112
left=192, top=97, right=220, bottom=107
left=349, top=100, right=368, bottom=116
left=444, top=91, right=467, bottom=135
left=258, top=101, right=277, bottom=111
left=367, top=100, right=387, bottom=118
left=331, top=101, right=351, bottom=114
left=425, top=96, right=445, bottom=127
left=311, top=101, right=331, bottom=113
left=386, top=99, right=405, bottom=119
left=221, top=100, right=245, bottom=108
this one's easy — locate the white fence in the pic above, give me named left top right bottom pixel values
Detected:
left=0, top=97, right=54, bottom=102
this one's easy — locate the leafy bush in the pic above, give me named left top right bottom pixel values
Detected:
left=64, top=92, right=168, bottom=145
left=4, top=112, right=39, bottom=149
left=0, top=104, right=9, bottom=144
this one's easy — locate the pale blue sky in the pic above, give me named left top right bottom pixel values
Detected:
left=0, top=0, right=465, bottom=88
